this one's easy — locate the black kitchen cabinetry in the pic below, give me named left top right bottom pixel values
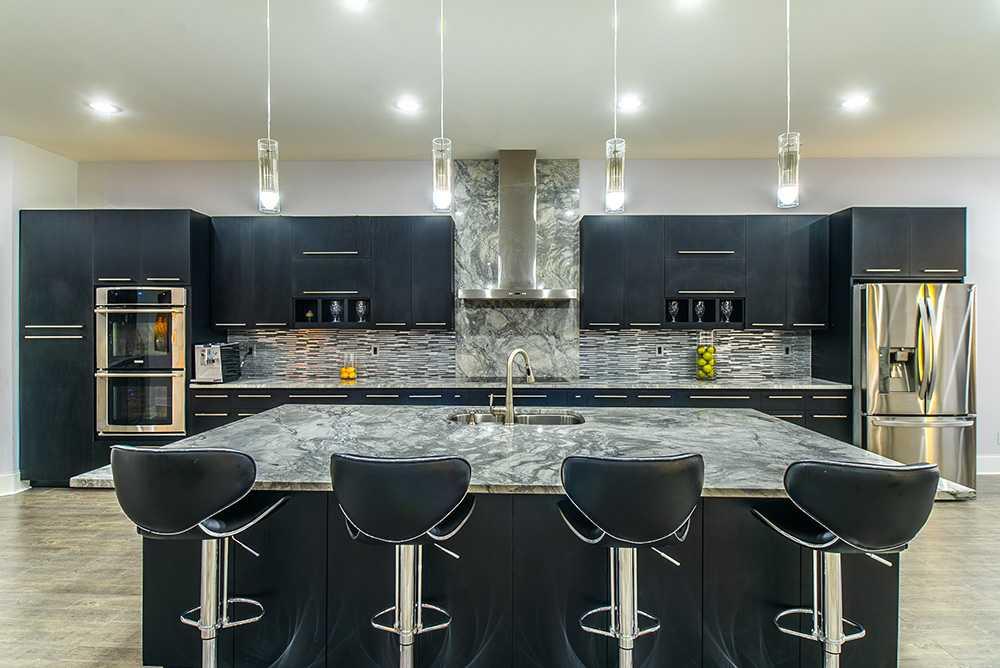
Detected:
left=94, top=209, right=207, bottom=285
left=410, top=216, right=455, bottom=329
left=840, top=207, right=966, bottom=278
left=291, top=216, right=371, bottom=257
left=211, top=217, right=292, bottom=328
left=665, top=217, right=747, bottom=327
left=580, top=216, right=626, bottom=328
left=624, top=217, right=666, bottom=327
left=372, top=217, right=412, bottom=328
left=19, top=211, right=95, bottom=484
left=746, top=215, right=829, bottom=329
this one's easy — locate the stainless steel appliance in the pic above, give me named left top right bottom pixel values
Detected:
left=193, top=343, right=242, bottom=383
left=95, top=286, right=187, bottom=435
left=855, top=283, right=977, bottom=488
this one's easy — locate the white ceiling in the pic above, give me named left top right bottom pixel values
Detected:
left=2, top=0, right=998, bottom=161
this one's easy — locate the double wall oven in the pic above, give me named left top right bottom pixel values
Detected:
left=95, top=287, right=187, bottom=435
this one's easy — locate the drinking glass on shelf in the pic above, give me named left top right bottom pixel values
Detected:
left=720, top=300, right=733, bottom=323
left=668, top=300, right=680, bottom=323
left=694, top=300, right=705, bottom=323
left=355, top=301, right=368, bottom=323
left=330, top=300, right=343, bottom=323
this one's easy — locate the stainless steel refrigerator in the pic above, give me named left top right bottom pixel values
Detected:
left=854, top=283, right=977, bottom=489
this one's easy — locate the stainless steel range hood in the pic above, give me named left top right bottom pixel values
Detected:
left=458, top=150, right=578, bottom=301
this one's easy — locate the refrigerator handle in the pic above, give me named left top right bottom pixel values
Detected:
left=870, top=416, right=975, bottom=429
left=924, top=288, right=938, bottom=404
left=916, top=293, right=932, bottom=402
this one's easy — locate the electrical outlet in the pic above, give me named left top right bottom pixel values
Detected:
left=371, top=345, right=378, bottom=356
left=785, top=346, right=791, bottom=355
left=656, top=345, right=665, bottom=356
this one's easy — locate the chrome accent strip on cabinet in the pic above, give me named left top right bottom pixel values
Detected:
left=636, top=395, right=672, bottom=399
left=288, top=394, right=349, bottom=399
left=690, top=395, right=751, bottom=400
left=408, top=394, right=443, bottom=399
left=97, top=277, right=133, bottom=282
left=193, top=394, right=229, bottom=399
left=592, top=395, right=628, bottom=399
left=366, top=394, right=400, bottom=399
left=812, top=395, right=848, bottom=400
left=237, top=394, right=272, bottom=399
left=773, top=414, right=804, bottom=419
left=24, top=335, right=84, bottom=340
left=146, top=277, right=182, bottom=282
left=587, top=322, right=621, bottom=327
left=751, top=323, right=784, bottom=327
left=376, top=323, right=407, bottom=327
left=24, top=324, right=84, bottom=329
left=194, top=413, right=229, bottom=417
left=923, top=269, right=960, bottom=273
left=629, top=322, right=662, bottom=327
left=864, top=268, right=902, bottom=273
left=254, top=322, right=287, bottom=327
left=214, top=323, right=248, bottom=327
left=768, top=395, right=803, bottom=400
left=676, top=250, right=736, bottom=255
left=812, top=415, right=849, bottom=419
left=677, top=290, right=736, bottom=295
left=414, top=322, right=448, bottom=326
left=302, top=290, right=359, bottom=295
left=301, top=250, right=359, bottom=255
left=792, top=323, right=826, bottom=327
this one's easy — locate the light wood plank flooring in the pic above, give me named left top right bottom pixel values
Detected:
left=1, top=480, right=997, bottom=667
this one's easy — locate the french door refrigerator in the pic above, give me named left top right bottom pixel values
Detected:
left=855, top=283, right=977, bottom=488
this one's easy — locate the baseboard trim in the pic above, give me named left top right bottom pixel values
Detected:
left=0, top=472, right=30, bottom=496
left=977, top=455, right=1000, bottom=475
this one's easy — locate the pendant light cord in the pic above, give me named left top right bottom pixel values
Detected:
left=785, top=0, right=791, bottom=134
left=612, top=0, right=619, bottom=139
left=439, top=0, right=445, bottom=140
left=266, top=0, right=272, bottom=140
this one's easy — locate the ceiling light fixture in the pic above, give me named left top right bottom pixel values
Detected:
left=431, top=0, right=453, bottom=212
left=343, top=0, right=369, bottom=11
left=841, top=92, right=871, bottom=112
left=776, top=0, right=800, bottom=209
left=88, top=99, right=122, bottom=115
left=257, top=0, right=280, bottom=213
left=618, top=93, right=642, bottom=113
left=395, top=95, right=422, bottom=115
left=604, top=0, right=626, bottom=214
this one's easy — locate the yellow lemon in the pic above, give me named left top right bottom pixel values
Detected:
left=703, top=364, right=714, bottom=375
left=697, top=346, right=707, bottom=355
left=697, top=357, right=707, bottom=367
left=696, top=370, right=706, bottom=379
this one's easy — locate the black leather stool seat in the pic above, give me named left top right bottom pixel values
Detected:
left=557, top=497, right=691, bottom=548
left=137, top=493, right=288, bottom=541
left=343, top=494, right=476, bottom=546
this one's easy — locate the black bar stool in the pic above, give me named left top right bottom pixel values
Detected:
left=110, top=446, right=288, bottom=668
left=332, top=453, right=476, bottom=668
left=557, top=454, right=704, bottom=668
left=754, top=460, right=939, bottom=667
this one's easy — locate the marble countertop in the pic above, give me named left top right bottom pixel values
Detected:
left=190, top=376, right=852, bottom=391
left=72, top=404, right=971, bottom=500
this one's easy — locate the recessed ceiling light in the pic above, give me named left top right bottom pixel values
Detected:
left=618, top=93, right=643, bottom=113
left=840, top=92, right=871, bottom=112
left=343, top=0, right=369, bottom=11
left=394, top=95, right=421, bottom=115
left=675, top=0, right=704, bottom=11
left=87, top=99, right=122, bottom=115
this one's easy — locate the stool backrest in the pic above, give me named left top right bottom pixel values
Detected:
left=111, top=446, right=256, bottom=535
left=785, top=460, right=940, bottom=552
left=561, top=454, right=704, bottom=545
left=332, top=453, right=472, bottom=543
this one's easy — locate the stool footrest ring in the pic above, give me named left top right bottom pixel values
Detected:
left=371, top=603, right=452, bottom=637
left=180, top=597, right=265, bottom=631
left=774, top=608, right=866, bottom=645
left=580, top=605, right=661, bottom=641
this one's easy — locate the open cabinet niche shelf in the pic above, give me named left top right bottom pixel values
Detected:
left=663, top=297, right=744, bottom=330
left=293, top=297, right=372, bottom=329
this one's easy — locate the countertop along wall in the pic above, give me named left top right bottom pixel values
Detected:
left=77, top=157, right=1000, bottom=469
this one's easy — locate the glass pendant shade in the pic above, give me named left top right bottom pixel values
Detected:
left=432, top=137, right=453, bottom=212
left=258, top=138, right=280, bottom=213
left=776, top=131, right=800, bottom=209
left=604, top=137, right=626, bottom=213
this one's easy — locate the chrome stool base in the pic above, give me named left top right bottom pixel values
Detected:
left=371, top=544, right=453, bottom=668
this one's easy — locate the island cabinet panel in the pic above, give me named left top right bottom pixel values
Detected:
left=409, top=216, right=455, bottom=329
left=372, top=217, right=413, bottom=328
left=580, top=216, right=626, bottom=328
left=746, top=215, right=790, bottom=328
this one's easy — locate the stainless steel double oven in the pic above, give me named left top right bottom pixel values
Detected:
left=95, top=287, right=187, bottom=436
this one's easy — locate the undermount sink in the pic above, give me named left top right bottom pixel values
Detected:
left=448, top=411, right=586, bottom=426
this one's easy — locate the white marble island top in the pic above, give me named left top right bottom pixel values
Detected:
left=72, top=404, right=972, bottom=499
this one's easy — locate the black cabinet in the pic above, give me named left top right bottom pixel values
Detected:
left=667, top=215, right=747, bottom=259
left=849, top=208, right=912, bottom=277
left=747, top=216, right=789, bottom=328
left=251, top=216, right=292, bottom=326
left=291, top=216, right=371, bottom=257
left=372, top=217, right=412, bottom=328
left=210, top=218, right=253, bottom=327
left=19, top=210, right=95, bottom=484
left=665, top=258, right=746, bottom=296
left=580, top=216, right=626, bottom=328
left=787, top=215, right=829, bottom=328
left=410, top=216, right=454, bottom=329
left=94, top=210, right=193, bottom=284
left=908, top=207, right=966, bottom=277
left=665, top=217, right=748, bottom=312
left=624, top=217, right=665, bottom=327
left=291, top=257, right=371, bottom=296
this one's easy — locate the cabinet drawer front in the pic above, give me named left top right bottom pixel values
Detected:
left=759, top=393, right=806, bottom=411
left=190, top=391, right=235, bottom=411
left=763, top=410, right=807, bottom=426
left=630, top=393, right=679, bottom=408
left=292, top=217, right=371, bottom=257
left=571, top=391, right=631, bottom=407
left=292, top=258, right=371, bottom=295
left=666, top=259, right=746, bottom=296
left=232, top=392, right=286, bottom=412
left=404, top=391, right=465, bottom=405
left=285, top=392, right=362, bottom=404
left=667, top=216, right=747, bottom=258
left=681, top=391, right=760, bottom=409
left=486, top=391, right=566, bottom=407
left=808, top=393, right=851, bottom=411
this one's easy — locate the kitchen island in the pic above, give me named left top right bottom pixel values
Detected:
left=73, top=405, right=962, bottom=667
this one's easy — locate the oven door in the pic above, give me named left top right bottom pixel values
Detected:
left=96, top=307, right=185, bottom=370
left=96, top=371, right=185, bottom=435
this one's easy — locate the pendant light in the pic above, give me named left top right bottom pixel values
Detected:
left=431, top=0, right=453, bottom=212
left=604, top=0, right=625, bottom=213
left=776, top=0, right=800, bottom=208
left=258, top=0, right=280, bottom=213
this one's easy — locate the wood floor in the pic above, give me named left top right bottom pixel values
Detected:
left=1, top=480, right=997, bottom=667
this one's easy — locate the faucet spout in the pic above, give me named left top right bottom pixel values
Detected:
left=505, top=349, right=535, bottom=426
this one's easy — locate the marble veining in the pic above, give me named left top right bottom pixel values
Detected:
left=72, top=404, right=971, bottom=500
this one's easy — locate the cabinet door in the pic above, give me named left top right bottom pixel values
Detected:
left=291, top=258, right=372, bottom=296
left=667, top=215, right=747, bottom=259
left=94, top=210, right=142, bottom=283
left=372, top=217, right=412, bottom=328
left=787, top=215, right=829, bottom=329
left=410, top=216, right=454, bottom=329
left=746, top=216, right=788, bottom=329
left=19, top=336, right=93, bottom=483
left=140, top=210, right=191, bottom=283
left=292, top=216, right=371, bottom=258
left=580, top=216, right=625, bottom=328
left=624, top=216, right=665, bottom=327
left=908, top=208, right=966, bottom=277
left=20, top=210, right=94, bottom=328
left=665, top=258, right=746, bottom=296
left=851, top=208, right=910, bottom=276
left=210, top=218, right=252, bottom=328
left=252, top=217, right=292, bottom=326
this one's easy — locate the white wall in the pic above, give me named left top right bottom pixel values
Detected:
left=74, top=157, right=1000, bottom=471
left=0, top=137, right=78, bottom=494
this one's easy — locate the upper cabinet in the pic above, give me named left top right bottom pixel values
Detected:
left=372, top=217, right=412, bottom=328
left=292, top=216, right=371, bottom=258
left=746, top=216, right=789, bottom=328
left=20, top=210, right=94, bottom=327
left=252, top=216, right=293, bottom=326
left=409, top=216, right=455, bottom=329
left=211, top=217, right=293, bottom=328
left=843, top=207, right=966, bottom=278
left=94, top=210, right=201, bottom=284
left=580, top=216, right=626, bottom=328
left=623, top=217, right=666, bottom=327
